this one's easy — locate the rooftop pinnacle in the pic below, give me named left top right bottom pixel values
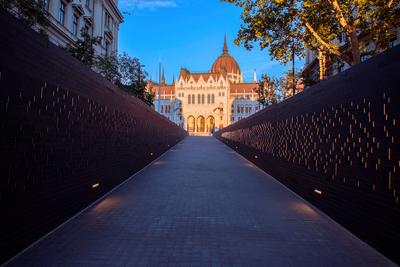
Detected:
left=223, top=34, right=229, bottom=55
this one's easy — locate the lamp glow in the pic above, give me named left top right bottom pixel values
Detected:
left=92, top=183, right=100, bottom=189
left=314, top=189, right=322, bottom=195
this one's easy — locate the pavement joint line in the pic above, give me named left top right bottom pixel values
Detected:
left=2, top=137, right=187, bottom=267
left=214, top=136, right=395, bottom=264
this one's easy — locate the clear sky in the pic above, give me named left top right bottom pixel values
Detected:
left=118, top=0, right=303, bottom=84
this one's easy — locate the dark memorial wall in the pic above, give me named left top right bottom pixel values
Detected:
left=0, top=11, right=187, bottom=263
left=215, top=45, right=400, bottom=263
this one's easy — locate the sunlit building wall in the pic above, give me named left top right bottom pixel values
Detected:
left=148, top=36, right=261, bottom=135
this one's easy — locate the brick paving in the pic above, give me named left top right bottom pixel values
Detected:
left=6, top=137, right=395, bottom=266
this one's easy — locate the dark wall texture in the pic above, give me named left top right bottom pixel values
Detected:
left=215, top=46, right=400, bottom=263
left=0, top=11, right=187, bottom=264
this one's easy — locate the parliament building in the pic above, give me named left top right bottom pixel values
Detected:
left=147, top=36, right=262, bottom=135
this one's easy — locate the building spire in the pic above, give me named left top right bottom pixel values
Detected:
left=223, top=33, right=228, bottom=55
left=172, top=74, right=175, bottom=85
left=161, top=67, right=165, bottom=86
left=253, top=69, right=257, bottom=82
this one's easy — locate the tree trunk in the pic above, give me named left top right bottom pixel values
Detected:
left=349, top=30, right=361, bottom=65
left=318, top=50, right=328, bottom=80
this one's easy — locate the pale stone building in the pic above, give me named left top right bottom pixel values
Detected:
left=303, top=27, right=400, bottom=84
left=37, top=0, right=122, bottom=56
left=148, top=36, right=262, bottom=135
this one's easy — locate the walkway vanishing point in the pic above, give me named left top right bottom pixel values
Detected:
left=7, top=137, right=395, bottom=266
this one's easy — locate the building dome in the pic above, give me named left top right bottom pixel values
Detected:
left=211, top=35, right=241, bottom=75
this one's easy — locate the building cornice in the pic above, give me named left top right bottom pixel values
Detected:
left=105, top=0, right=123, bottom=22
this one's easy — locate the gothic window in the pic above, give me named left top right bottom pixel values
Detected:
left=207, top=94, right=210, bottom=104
left=188, top=94, right=191, bottom=104
left=202, top=94, right=205, bottom=104
left=211, top=94, right=215, bottom=104
left=198, top=94, right=201, bottom=104
left=192, top=94, right=195, bottom=104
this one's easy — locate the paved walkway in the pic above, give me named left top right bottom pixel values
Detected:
left=7, top=137, right=394, bottom=266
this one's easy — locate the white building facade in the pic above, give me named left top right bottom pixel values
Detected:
left=41, top=0, right=122, bottom=56
left=148, top=36, right=263, bottom=135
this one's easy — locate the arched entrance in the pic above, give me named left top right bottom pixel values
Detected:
left=197, top=116, right=205, bottom=133
left=207, top=116, right=215, bottom=133
left=187, top=116, right=195, bottom=133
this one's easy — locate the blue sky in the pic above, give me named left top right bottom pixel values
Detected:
left=118, top=0, right=303, bottom=83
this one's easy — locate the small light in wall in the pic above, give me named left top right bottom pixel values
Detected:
left=92, top=183, right=100, bottom=189
left=314, top=189, right=322, bottom=195
left=150, top=152, right=153, bottom=156
left=254, top=155, right=258, bottom=159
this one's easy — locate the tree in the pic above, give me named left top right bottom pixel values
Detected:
left=256, top=74, right=277, bottom=107
left=277, top=71, right=303, bottom=99
left=66, top=29, right=101, bottom=67
left=117, top=53, right=154, bottom=106
left=1, top=0, right=50, bottom=28
left=95, top=53, right=121, bottom=84
left=223, top=0, right=400, bottom=79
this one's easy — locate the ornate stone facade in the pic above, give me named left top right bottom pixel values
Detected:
left=148, top=36, right=262, bottom=135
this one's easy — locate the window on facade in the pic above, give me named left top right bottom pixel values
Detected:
left=84, top=24, right=91, bottom=35
left=237, top=106, right=240, bottom=113
left=389, top=37, right=399, bottom=48
left=105, top=40, right=110, bottom=56
left=240, top=107, right=244, bottom=113
left=211, top=94, right=215, bottom=104
left=105, top=11, right=111, bottom=28
left=207, top=94, right=210, bottom=104
left=338, top=63, right=345, bottom=73
left=42, top=0, right=49, bottom=10
left=360, top=54, right=369, bottom=62
left=59, top=1, right=66, bottom=25
left=72, top=14, right=79, bottom=36
left=161, top=105, right=164, bottom=113
left=182, top=93, right=184, bottom=97
left=198, top=94, right=201, bottom=104
left=222, top=92, right=225, bottom=97
left=202, top=94, right=205, bottom=104
left=85, top=0, right=89, bottom=6
left=249, top=107, right=252, bottom=113
left=188, top=95, right=191, bottom=104
left=339, top=32, right=346, bottom=43
left=192, top=94, right=195, bottom=104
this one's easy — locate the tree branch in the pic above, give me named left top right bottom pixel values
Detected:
left=328, top=0, right=351, bottom=31
left=302, top=16, right=353, bottom=65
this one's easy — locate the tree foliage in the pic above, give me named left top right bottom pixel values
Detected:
left=1, top=0, right=49, bottom=28
left=66, top=29, right=102, bottom=67
left=277, top=70, right=303, bottom=99
left=95, top=53, right=120, bottom=84
left=95, top=53, right=154, bottom=106
left=117, top=53, right=154, bottom=106
left=223, top=0, right=400, bottom=67
left=256, top=74, right=278, bottom=106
